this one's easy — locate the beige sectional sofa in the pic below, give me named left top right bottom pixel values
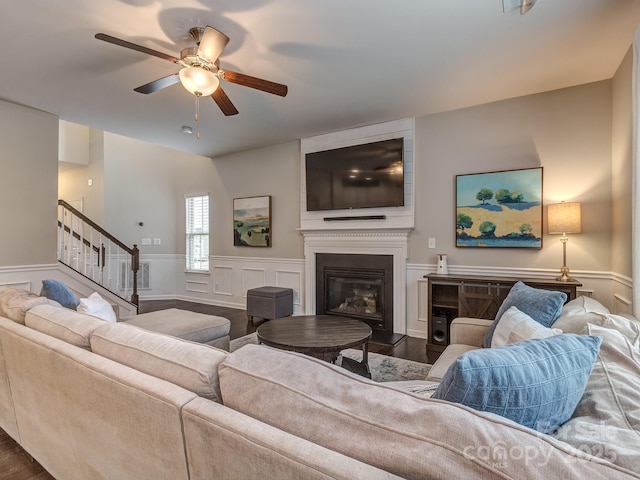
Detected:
left=0, top=291, right=638, bottom=479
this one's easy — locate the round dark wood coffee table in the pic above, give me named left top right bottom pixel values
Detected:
left=256, top=315, right=372, bottom=374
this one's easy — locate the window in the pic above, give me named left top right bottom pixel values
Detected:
left=186, top=194, right=209, bottom=272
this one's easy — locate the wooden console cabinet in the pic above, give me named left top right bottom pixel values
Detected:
left=425, top=273, right=581, bottom=363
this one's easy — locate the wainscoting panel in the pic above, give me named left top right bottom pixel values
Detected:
left=212, top=265, right=233, bottom=296
left=406, top=266, right=430, bottom=338
left=176, top=256, right=305, bottom=313
left=140, top=254, right=180, bottom=297
left=275, top=270, right=304, bottom=306
left=185, top=279, right=208, bottom=294
left=0, top=263, right=138, bottom=317
left=0, top=264, right=58, bottom=295
left=1, top=260, right=631, bottom=337
left=405, top=263, right=634, bottom=340
left=242, top=268, right=267, bottom=295
left=0, top=280, right=31, bottom=290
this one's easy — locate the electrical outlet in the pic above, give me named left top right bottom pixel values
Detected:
left=428, top=237, right=436, bottom=249
left=153, top=238, right=161, bottom=245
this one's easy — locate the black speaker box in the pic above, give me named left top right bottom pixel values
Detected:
left=431, top=315, right=449, bottom=346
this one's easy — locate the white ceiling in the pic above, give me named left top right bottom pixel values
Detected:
left=2, top=0, right=639, bottom=158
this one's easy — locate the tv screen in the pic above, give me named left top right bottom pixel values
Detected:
left=305, top=137, right=404, bottom=212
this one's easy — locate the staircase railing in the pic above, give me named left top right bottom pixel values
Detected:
left=57, top=200, right=139, bottom=306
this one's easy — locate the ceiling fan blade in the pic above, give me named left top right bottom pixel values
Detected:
left=95, top=33, right=180, bottom=63
left=134, top=73, right=180, bottom=94
left=520, top=0, right=537, bottom=14
left=211, top=87, right=239, bottom=116
left=502, top=0, right=536, bottom=14
left=196, top=26, right=230, bottom=64
left=222, top=70, right=288, bottom=97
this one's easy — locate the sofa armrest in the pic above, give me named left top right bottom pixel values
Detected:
left=449, top=317, right=493, bottom=347
left=427, top=344, right=479, bottom=382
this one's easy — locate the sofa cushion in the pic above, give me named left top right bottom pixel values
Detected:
left=599, top=314, right=640, bottom=349
left=552, top=324, right=640, bottom=471
left=491, top=306, right=562, bottom=347
left=432, top=334, right=602, bottom=433
left=426, top=344, right=479, bottom=382
left=0, top=287, right=60, bottom=324
left=77, top=292, right=116, bottom=323
left=554, top=301, right=640, bottom=349
left=182, top=398, right=399, bottom=480
left=40, top=279, right=80, bottom=310
left=552, top=296, right=611, bottom=334
left=123, top=308, right=230, bottom=345
left=558, top=295, right=610, bottom=317
left=483, top=281, right=567, bottom=347
left=25, top=304, right=108, bottom=349
left=218, top=344, right=631, bottom=479
left=90, top=323, right=227, bottom=402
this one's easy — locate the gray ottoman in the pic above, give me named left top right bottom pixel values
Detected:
left=246, top=286, right=293, bottom=325
left=123, top=308, right=231, bottom=350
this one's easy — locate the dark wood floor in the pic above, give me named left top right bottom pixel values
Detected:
left=1, top=299, right=428, bottom=478
left=138, top=299, right=429, bottom=363
left=0, top=430, right=53, bottom=480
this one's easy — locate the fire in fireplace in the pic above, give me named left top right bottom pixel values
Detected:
left=328, top=277, right=382, bottom=319
left=316, top=253, right=393, bottom=333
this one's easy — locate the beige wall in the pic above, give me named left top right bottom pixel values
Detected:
left=177, top=141, right=303, bottom=259
left=410, top=80, right=614, bottom=273
left=59, top=130, right=303, bottom=260
left=58, top=128, right=106, bottom=226
left=0, top=100, right=58, bottom=266
left=611, top=46, right=633, bottom=278
left=102, top=132, right=189, bottom=254
left=59, top=78, right=626, bottom=276
left=2, top=68, right=632, bottom=285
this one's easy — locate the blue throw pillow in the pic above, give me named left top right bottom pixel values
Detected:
left=432, top=334, right=602, bottom=433
left=40, top=279, right=79, bottom=310
left=483, top=281, right=567, bottom=348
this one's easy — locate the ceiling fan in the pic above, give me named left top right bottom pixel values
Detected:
left=95, top=26, right=288, bottom=118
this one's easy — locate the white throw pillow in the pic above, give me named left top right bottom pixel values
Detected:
left=491, top=306, right=562, bottom=347
left=77, top=292, right=117, bottom=323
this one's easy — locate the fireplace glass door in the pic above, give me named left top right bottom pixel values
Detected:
left=316, top=253, right=393, bottom=333
left=325, top=271, right=385, bottom=329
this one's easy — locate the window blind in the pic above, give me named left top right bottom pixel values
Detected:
left=186, top=194, right=209, bottom=271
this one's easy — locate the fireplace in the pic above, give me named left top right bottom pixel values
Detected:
left=302, top=229, right=409, bottom=337
left=316, top=253, right=393, bottom=334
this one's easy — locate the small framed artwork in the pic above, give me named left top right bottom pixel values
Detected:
left=456, top=167, right=543, bottom=248
left=233, top=195, right=272, bottom=247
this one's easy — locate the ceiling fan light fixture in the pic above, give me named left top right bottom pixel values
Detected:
left=179, top=66, right=219, bottom=96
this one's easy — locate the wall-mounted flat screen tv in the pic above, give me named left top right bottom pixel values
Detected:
left=305, top=137, right=404, bottom=211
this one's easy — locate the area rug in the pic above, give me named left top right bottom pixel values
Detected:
left=229, top=333, right=431, bottom=382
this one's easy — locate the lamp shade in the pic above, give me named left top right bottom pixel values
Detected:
left=548, top=202, right=582, bottom=234
left=179, top=66, right=219, bottom=96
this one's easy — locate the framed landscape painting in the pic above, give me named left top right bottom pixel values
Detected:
left=233, top=195, right=272, bottom=247
left=456, top=167, right=542, bottom=248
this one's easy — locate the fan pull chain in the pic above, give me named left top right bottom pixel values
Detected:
left=194, top=94, right=201, bottom=140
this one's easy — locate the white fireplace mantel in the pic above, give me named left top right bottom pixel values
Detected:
left=301, top=229, right=410, bottom=335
